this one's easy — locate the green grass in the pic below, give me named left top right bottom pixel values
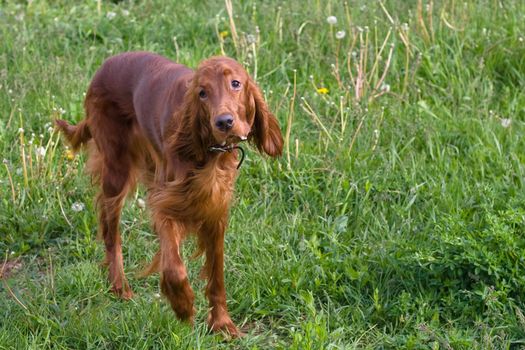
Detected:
left=2, top=0, right=525, bottom=348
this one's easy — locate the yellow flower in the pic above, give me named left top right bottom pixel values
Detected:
left=65, top=149, right=75, bottom=160
left=317, top=87, right=329, bottom=94
left=219, top=31, right=229, bottom=39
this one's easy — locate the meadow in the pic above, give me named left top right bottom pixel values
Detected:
left=1, top=0, right=525, bottom=348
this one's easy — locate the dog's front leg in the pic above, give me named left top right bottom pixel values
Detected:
left=156, top=217, right=195, bottom=323
left=199, top=219, right=242, bottom=337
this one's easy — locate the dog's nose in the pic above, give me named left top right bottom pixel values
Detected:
left=215, top=114, right=234, bottom=132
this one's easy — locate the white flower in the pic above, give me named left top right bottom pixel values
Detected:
left=326, top=16, right=337, bottom=25
left=137, top=198, right=146, bottom=210
left=121, top=9, right=130, bottom=16
left=380, top=83, right=390, bottom=92
left=71, top=202, right=85, bottom=212
left=335, top=30, right=346, bottom=39
left=35, top=147, right=46, bottom=158
left=500, top=118, right=511, bottom=128
left=18, top=128, right=24, bottom=133
left=106, top=11, right=117, bottom=20
left=246, top=34, right=256, bottom=45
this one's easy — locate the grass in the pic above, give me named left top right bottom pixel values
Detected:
left=1, top=0, right=525, bottom=348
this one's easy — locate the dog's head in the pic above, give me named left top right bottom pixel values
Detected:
left=176, top=57, right=283, bottom=162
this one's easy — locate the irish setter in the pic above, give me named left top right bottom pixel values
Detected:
left=56, top=51, right=283, bottom=336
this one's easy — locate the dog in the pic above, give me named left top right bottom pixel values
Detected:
left=56, top=51, right=283, bottom=336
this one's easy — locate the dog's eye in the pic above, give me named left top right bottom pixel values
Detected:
left=231, top=80, right=241, bottom=90
left=199, top=89, right=207, bottom=99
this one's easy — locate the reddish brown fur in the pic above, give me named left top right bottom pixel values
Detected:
left=56, top=51, right=283, bottom=336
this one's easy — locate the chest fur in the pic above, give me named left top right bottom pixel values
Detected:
left=153, top=155, right=239, bottom=223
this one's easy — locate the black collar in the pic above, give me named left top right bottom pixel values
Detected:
left=208, top=144, right=246, bottom=169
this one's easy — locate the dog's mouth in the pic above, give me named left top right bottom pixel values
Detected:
left=213, top=135, right=248, bottom=149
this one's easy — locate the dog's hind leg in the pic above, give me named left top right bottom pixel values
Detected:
left=97, top=168, right=133, bottom=300
left=87, top=99, right=136, bottom=300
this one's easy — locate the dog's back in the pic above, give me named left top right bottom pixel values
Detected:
left=85, top=52, right=193, bottom=151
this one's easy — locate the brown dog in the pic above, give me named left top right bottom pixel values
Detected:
left=56, top=51, right=283, bottom=336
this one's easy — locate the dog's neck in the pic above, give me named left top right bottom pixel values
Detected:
left=166, top=149, right=240, bottom=183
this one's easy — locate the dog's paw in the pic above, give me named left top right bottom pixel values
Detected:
left=111, top=283, right=134, bottom=300
left=208, top=314, right=244, bottom=338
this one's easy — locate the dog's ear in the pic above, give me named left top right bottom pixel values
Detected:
left=248, top=79, right=283, bottom=157
left=168, top=84, right=211, bottom=163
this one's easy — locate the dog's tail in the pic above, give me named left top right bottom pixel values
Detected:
left=55, top=119, right=92, bottom=151
left=137, top=251, right=160, bottom=278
